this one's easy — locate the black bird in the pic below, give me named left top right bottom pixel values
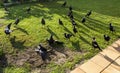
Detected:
left=47, top=35, right=55, bottom=45
left=62, top=1, right=67, bottom=7
left=64, top=33, right=72, bottom=39
left=86, top=10, right=92, bottom=17
left=59, top=19, right=63, bottom=25
left=14, top=18, right=20, bottom=25
left=81, top=17, right=86, bottom=23
left=68, top=10, right=73, bottom=17
left=92, top=37, right=102, bottom=51
left=69, top=6, right=72, bottom=11
left=26, top=7, right=31, bottom=13
left=4, top=23, right=12, bottom=35
left=109, top=23, right=115, bottom=32
left=73, top=26, right=77, bottom=33
left=104, top=35, right=110, bottom=42
left=70, top=14, right=74, bottom=20
left=36, top=44, right=47, bottom=61
left=71, top=19, right=77, bottom=26
left=7, top=23, right=12, bottom=29
left=41, top=18, right=45, bottom=25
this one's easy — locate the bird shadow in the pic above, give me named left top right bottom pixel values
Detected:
left=13, top=26, right=29, bottom=35
left=71, top=40, right=82, bottom=52
left=9, top=36, right=26, bottom=49
left=80, top=35, right=91, bottom=46
left=80, top=30, right=91, bottom=38
left=104, top=55, right=120, bottom=66
left=112, top=43, right=120, bottom=53
left=46, top=27, right=59, bottom=39
left=86, top=17, right=109, bottom=33
left=100, top=53, right=120, bottom=67
left=45, top=39, right=68, bottom=58
left=63, top=25, right=74, bottom=36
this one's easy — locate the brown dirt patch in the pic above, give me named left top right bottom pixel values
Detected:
left=3, top=45, right=83, bottom=73
left=0, top=24, right=3, bottom=27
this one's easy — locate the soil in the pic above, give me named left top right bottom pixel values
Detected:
left=0, top=24, right=3, bottom=27
left=1, top=44, right=83, bottom=73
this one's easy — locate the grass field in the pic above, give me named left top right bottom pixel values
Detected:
left=0, top=0, right=120, bottom=73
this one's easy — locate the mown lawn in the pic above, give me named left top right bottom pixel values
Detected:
left=0, top=0, right=120, bottom=73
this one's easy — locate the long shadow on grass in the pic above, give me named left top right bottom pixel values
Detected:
left=0, top=53, right=8, bottom=73
left=86, top=16, right=120, bottom=35
left=13, top=26, right=29, bottom=35
left=81, top=17, right=108, bottom=34
left=71, top=40, right=82, bottom=52
left=46, top=27, right=59, bottom=39
left=80, top=30, right=91, bottom=38
left=87, top=17, right=108, bottom=29
left=83, top=23, right=101, bottom=33
left=9, top=36, right=26, bottom=49
left=80, top=35, right=91, bottom=46
left=48, top=42, right=69, bottom=58
left=63, top=25, right=74, bottom=35
left=85, top=18, right=120, bottom=38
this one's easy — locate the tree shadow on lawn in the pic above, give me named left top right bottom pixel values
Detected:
left=9, top=36, right=26, bottom=49
left=2, top=0, right=120, bottom=21
left=92, top=1, right=120, bottom=18
left=2, top=1, right=68, bottom=20
left=0, top=53, right=8, bottom=73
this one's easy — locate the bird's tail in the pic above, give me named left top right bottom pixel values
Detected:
left=98, top=46, right=102, bottom=51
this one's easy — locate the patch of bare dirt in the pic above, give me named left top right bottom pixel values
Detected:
left=0, top=24, right=3, bottom=27
left=3, top=45, right=83, bottom=73
left=6, top=48, right=44, bottom=67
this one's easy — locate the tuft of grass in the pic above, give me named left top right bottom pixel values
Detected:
left=3, top=67, right=29, bottom=73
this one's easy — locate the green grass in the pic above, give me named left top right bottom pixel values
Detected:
left=3, top=67, right=29, bottom=73
left=0, top=0, right=120, bottom=73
